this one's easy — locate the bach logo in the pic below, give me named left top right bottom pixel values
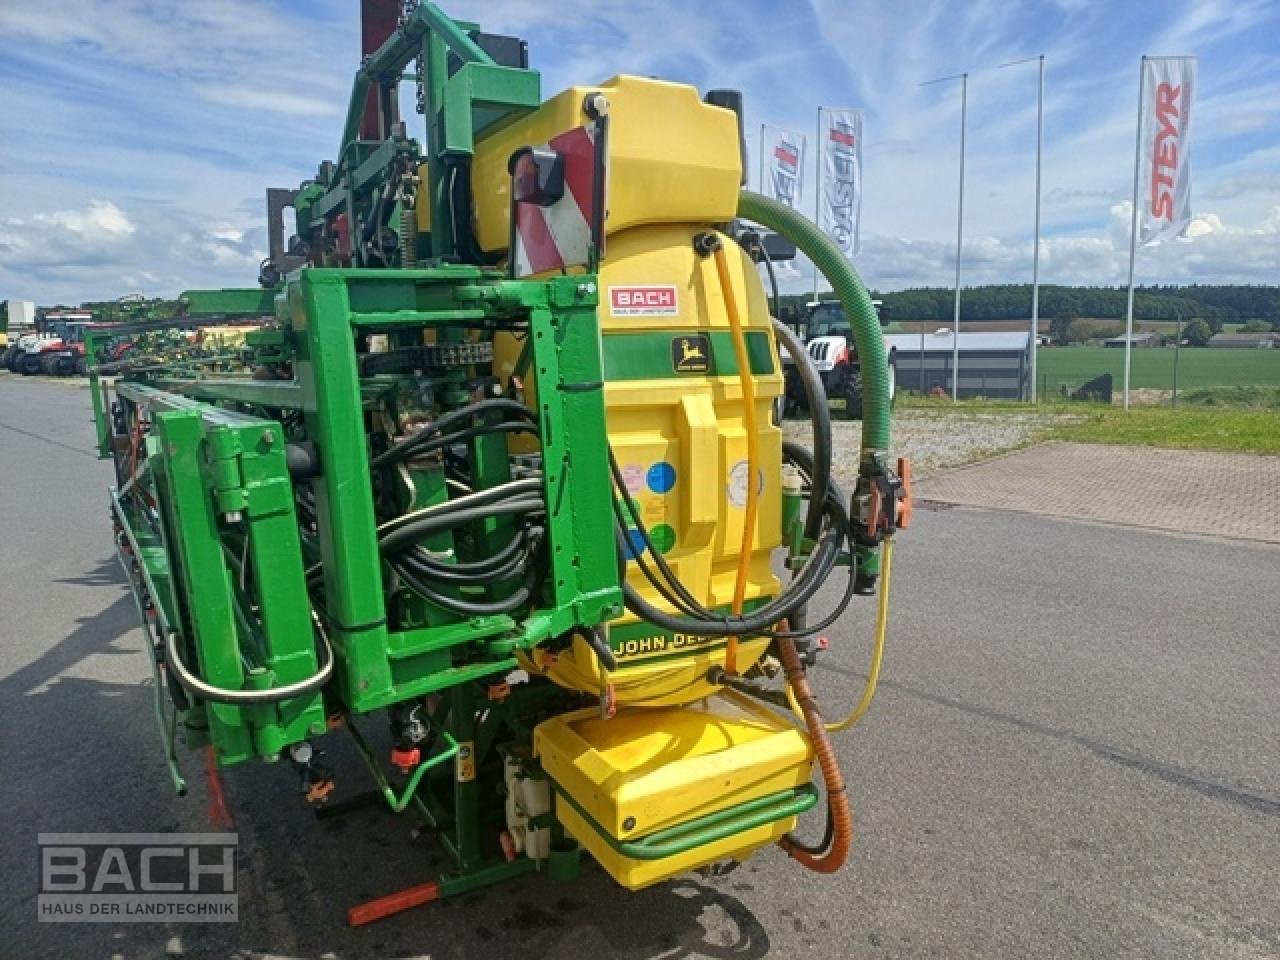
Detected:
left=38, top=833, right=239, bottom=923
left=609, top=285, right=679, bottom=317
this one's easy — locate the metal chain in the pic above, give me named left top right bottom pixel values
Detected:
left=402, top=0, right=426, bottom=115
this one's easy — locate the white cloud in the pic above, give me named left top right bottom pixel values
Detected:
left=39, top=201, right=136, bottom=238
left=0, top=200, right=265, bottom=298
left=198, top=84, right=340, bottom=118
left=823, top=203, right=1280, bottom=291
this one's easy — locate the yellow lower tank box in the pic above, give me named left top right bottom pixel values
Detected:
left=534, top=690, right=815, bottom=889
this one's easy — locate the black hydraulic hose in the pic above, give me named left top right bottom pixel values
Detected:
left=378, top=499, right=544, bottom=556
left=408, top=526, right=533, bottom=577
left=620, top=513, right=843, bottom=637
left=378, top=478, right=543, bottom=537
left=372, top=399, right=538, bottom=468
left=781, top=440, right=846, bottom=510
left=608, top=447, right=713, bottom=618
left=403, top=531, right=536, bottom=587
left=612, top=524, right=709, bottom=620
left=772, top=440, right=861, bottom=640
left=773, top=320, right=831, bottom=539
left=584, top=626, right=618, bottom=671
left=394, top=560, right=535, bottom=616
left=376, top=421, right=538, bottom=467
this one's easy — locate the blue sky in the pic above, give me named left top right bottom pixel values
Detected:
left=2, top=0, right=1278, bottom=303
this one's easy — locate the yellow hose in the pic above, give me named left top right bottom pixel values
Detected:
left=712, top=243, right=759, bottom=676
left=787, top=539, right=893, bottom=732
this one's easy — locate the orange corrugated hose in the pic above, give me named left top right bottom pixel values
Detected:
left=777, top=632, right=852, bottom=872
left=711, top=243, right=759, bottom=676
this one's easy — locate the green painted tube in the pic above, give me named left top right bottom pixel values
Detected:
left=551, top=781, right=818, bottom=861
left=737, top=190, right=892, bottom=454
left=348, top=719, right=460, bottom=814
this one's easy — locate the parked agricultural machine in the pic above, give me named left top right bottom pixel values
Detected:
left=7, top=316, right=91, bottom=376
left=92, top=1, right=907, bottom=925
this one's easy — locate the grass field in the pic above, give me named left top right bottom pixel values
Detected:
left=1049, top=406, right=1280, bottom=454
left=900, top=396, right=1280, bottom=455
left=1036, top=345, right=1280, bottom=391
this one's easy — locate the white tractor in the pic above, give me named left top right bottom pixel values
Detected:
left=780, top=299, right=896, bottom=419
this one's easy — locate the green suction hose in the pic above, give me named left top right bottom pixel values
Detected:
left=736, top=190, right=892, bottom=456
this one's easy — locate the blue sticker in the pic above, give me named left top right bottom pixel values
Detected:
left=646, top=461, right=676, bottom=495
left=625, top=528, right=648, bottom=560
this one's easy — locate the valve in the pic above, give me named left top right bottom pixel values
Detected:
left=851, top=456, right=911, bottom=594
left=389, top=702, right=430, bottom=773
left=289, top=742, right=335, bottom=804
left=853, top=456, right=911, bottom=544
left=390, top=746, right=421, bottom=773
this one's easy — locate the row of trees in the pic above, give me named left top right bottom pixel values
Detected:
left=872, top=284, right=1280, bottom=325
left=773, top=284, right=1280, bottom=327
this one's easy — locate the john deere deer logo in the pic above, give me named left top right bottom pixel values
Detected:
left=672, top=335, right=711, bottom=373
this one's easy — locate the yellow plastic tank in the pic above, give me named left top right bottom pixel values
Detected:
left=513, top=221, right=783, bottom=704
left=471, top=74, right=742, bottom=252
left=534, top=689, right=814, bottom=889
left=488, top=74, right=781, bottom=705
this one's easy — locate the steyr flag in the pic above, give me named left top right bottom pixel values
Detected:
left=819, top=109, right=864, bottom=258
left=761, top=125, right=807, bottom=211
left=1139, top=58, right=1195, bottom=245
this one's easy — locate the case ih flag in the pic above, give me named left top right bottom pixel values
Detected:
left=512, top=125, right=600, bottom=278
left=1138, top=58, right=1196, bottom=245
left=761, top=125, right=807, bottom=212
left=819, top=109, right=864, bottom=258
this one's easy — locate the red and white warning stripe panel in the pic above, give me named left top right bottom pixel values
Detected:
left=513, top=125, right=601, bottom=278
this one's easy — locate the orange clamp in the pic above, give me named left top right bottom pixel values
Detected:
left=896, top=457, right=913, bottom=531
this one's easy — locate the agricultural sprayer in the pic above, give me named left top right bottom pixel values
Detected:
left=91, top=1, right=909, bottom=925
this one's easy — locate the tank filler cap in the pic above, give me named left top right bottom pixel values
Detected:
left=583, top=92, right=610, bottom=120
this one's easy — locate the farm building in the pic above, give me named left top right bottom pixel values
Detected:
left=1104, top=331, right=1164, bottom=348
left=886, top=330, right=1032, bottom=400
left=1208, top=332, right=1280, bottom=348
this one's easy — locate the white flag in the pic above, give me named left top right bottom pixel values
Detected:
left=1138, top=58, right=1195, bottom=245
left=761, top=125, right=807, bottom=211
left=819, top=109, right=863, bottom=258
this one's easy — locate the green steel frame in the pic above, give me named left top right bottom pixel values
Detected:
left=96, top=263, right=623, bottom=892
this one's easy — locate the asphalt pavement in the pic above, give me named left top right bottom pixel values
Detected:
left=1, top=376, right=1277, bottom=960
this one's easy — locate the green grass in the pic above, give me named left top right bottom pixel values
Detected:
left=1049, top=406, right=1280, bottom=454
left=1036, top=345, right=1280, bottom=392
left=898, top=395, right=1280, bottom=454
left=1177, top=386, right=1280, bottom=410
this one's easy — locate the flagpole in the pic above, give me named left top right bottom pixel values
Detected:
left=758, top=123, right=766, bottom=194
left=998, top=54, right=1047, bottom=403
left=1031, top=55, right=1044, bottom=404
left=921, top=72, right=969, bottom=402
left=1123, top=56, right=1147, bottom=411
left=813, top=106, right=823, bottom=302
left=951, top=73, right=967, bottom=403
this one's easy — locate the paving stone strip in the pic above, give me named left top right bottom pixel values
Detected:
left=916, top=441, right=1280, bottom=544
